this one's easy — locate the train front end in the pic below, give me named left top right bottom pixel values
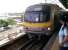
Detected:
left=23, top=4, right=53, bottom=36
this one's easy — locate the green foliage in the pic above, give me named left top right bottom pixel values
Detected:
left=60, top=0, right=68, bottom=8
left=0, top=20, right=8, bottom=27
left=0, top=19, right=16, bottom=27
left=21, top=15, right=24, bottom=18
left=7, top=19, right=16, bottom=25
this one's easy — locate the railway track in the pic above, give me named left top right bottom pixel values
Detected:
left=30, top=39, right=46, bottom=50
left=20, top=35, right=50, bottom=50
left=0, top=34, right=29, bottom=50
left=0, top=33, right=56, bottom=50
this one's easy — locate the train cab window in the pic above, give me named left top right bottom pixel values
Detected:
left=24, top=6, right=51, bottom=23
left=24, top=11, right=39, bottom=22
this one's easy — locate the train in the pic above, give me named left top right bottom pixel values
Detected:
left=22, top=3, right=62, bottom=39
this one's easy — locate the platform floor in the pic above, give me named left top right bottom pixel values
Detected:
left=51, top=36, right=59, bottom=50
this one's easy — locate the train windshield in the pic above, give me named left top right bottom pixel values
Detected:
left=24, top=7, right=51, bottom=22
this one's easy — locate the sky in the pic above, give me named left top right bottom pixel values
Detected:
left=0, top=0, right=67, bottom=15
left=0, top=0, right=45, bottom=14
left=0, top=0, right=67, bottom=19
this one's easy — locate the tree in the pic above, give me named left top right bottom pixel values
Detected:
left=59, top=0, right=68, bottom=8
left=7, top=19, right=16, bottom=25
left=0, top=19, right=16, bottom=27
left=0, top=20, right=8, bottom=27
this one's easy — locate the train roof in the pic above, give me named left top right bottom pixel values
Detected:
left=25, top=3, right=62, bottom=12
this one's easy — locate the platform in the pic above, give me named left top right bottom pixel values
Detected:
left=51, top=36, right=59, bottom=50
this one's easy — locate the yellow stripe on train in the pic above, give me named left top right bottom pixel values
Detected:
left=23, top=21, right=51, bottom=27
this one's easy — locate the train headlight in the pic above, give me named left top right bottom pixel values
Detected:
left=48, top=27, right=51, bottom=30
